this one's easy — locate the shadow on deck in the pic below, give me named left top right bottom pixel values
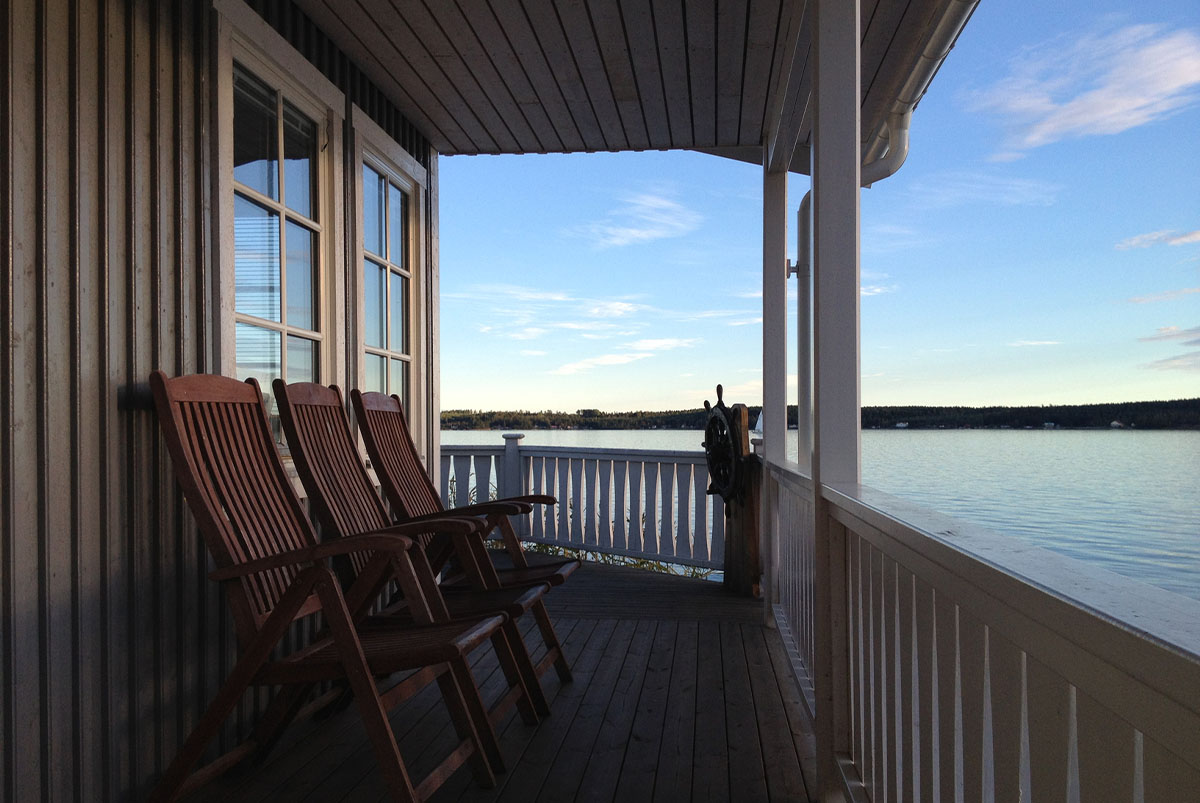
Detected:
left=193, top=561, right=816, bottom=802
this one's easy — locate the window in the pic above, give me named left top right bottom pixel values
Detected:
left=231, top=62, right=324, bottom=414
left=361, top=159, right=412, bottom=408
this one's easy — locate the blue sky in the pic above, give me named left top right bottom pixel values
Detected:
left=438, top=1, right=1200, bottom=412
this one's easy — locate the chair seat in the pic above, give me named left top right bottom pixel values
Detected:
left=443, top=558, right=580, bottom=591
left=259, top=615, right=505, bottom=684
left=373, top=583, right=550, bottom=622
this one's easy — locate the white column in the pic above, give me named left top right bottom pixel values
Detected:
left=762, top=166, right=788, bottom=464
left=813, top=0, right=861, bottom=799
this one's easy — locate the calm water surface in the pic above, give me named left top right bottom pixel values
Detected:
left=443, top=428, right=1200, bottom=600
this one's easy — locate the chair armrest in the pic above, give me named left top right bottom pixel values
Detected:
left=497, top=493, right=556, bottom=507
left=209, top=531, right=413, bottom=581
left=444, top=500, right=532, bottom=516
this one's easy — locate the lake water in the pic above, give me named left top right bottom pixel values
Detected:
left=442, top=428, right=1200, bottom=601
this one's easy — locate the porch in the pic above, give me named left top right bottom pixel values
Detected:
left=188, top=560, right=815, bottom=803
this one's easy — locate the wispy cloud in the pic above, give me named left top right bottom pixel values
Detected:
left=586, top=300, right=644, bottom=317
left=909, top=171, right=1060, bottom=208
left=1009, top=339, right=1062, bottom=347
left=729, top=317, right=763, bottom=327
left=1144, top=350, right=1200, bottom=372
left=574, top=192, right=702, bottom=248
left=549, top=353, right=653, bottom=375
left=1139, top=325, right=1200, bottom=345
left=511, top=327, right=548, bottom=340
left=444, top=284, right=574, bottom=303
left=970, top=23, right=1200, bottom=158
left=1116, top=229, right=1200, bottom=249
left=1129, top=287, right=1200, bottom=303
left=862, top=284, right=897, bottom=297
left=625, top=338, right=698, bottom=351
left=520, top=349, right=547, bottom=356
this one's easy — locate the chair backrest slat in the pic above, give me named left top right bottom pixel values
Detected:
left=151, top=371, right=319, bottom=642
left=275, top=383, right=393, bottom=575
left=351, top=391, right=445, bottom=520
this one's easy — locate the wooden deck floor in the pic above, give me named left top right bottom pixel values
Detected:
left=193, top=561, right=816, bottom=802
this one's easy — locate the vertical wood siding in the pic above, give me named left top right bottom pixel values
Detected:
left=2, top=1, right=214, bottom=798
left=2, top=1, right=432, bottom=799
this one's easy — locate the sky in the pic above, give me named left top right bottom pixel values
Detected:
left=438, top=0, right=1200, bottom=413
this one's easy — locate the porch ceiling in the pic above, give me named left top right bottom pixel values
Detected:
left=293, top=0, right=976, bottom=173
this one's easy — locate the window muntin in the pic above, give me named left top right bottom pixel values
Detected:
left=361, top=160, right=412, bottom=407
left=232, top=62, right=323, bottom=415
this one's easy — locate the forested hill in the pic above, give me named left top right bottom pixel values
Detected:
left=442, top=398, right=1200, bottom=431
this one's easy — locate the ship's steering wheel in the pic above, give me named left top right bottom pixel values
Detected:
left=703, top=384, right=739, bottom=502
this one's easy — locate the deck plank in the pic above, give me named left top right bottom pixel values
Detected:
left=185, top=562, right=814, bottom=802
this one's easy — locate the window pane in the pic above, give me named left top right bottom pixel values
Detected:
left=232, top=65, right=278, bottom=200
left=234, top=194, right=280, bottom=321
left=286, top=221, right=316, bottom=331
left=363, top=165, right=385, bottom=257
left=236, top=322, right=280, bottom=412
left=365, top=354, right=386, bottom=394
left=364, top=259, right=385, bottom=348
left=283, top=102, right=317, bottom=219
left=390, top=359, right=408, bottom=407
left=286, top=335, right=317, bottom=384
left=389, top=272, right=408, bottom=353
left=388, top=183, right=407, bottom=266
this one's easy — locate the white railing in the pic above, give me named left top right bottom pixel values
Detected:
left=764, top=459, right=1200, bottom=801
left=440, top=436, right=725, bottom=570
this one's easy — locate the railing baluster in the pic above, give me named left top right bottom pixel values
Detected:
left=1026, top=657, right=1071, bottom=801
left=659, top=462, right=674, bottom=559
left=474, top=454, right=492, bottom=505
left=569, top=458, right=584, bottom=544
left=644, top=462, right=659, bottom=557
left=1077, top=687, right=1137, bottom=801
left=557, top=458, right=570, bottom=545
left=584, top=459, right=598, bottom=547
left=988, top=632, right=1024, bottom=803
left=453, top=454, right=472, bottom=509
left=960, top=609, right=987, bottom=801
left=676, top=463, right=692, bottom=560
left=613, top=460, right=628, bottom=551
left=439, top=454, right=452, bottom=507
left=693, top=465, right=708, bottom=562
left=598, top=459, right=612, bottom=549
left=544, top=458, right=558, bottom=543
left=712, top=495, right=725, bottom=565
left=935, top=594, right=960, bottom=803
left=628, top=461, right=643, bottom=555
left=530, top=456, right=545, bottom=541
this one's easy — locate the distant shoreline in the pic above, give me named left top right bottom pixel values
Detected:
left=443, top=398, right=1200, bottom=432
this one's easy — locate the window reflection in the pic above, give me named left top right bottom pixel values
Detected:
left=283, top=102, right=317, bottom=219
left=234, top=194, right=280, bottom=322
left=232, top=65, right=278, bottom=200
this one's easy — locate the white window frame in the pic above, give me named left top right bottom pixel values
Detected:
left=213, top=0, right=346, bottom=388
left=351, top=106, right=430, bottom=460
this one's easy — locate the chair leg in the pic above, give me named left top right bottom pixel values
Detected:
left=246, top=683, right=314, bottom=765
left=492, top=621, right=549, bottom=722
left=318, top=580, right=420, bottom=802
left=532, top=598, right=573, bottom=683
left=437, top=664, right=500, bottom=786
left=446, top=658, right=507, bottom=775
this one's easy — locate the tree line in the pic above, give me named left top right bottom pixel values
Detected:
left=442, top=398, right=1200, bottom=430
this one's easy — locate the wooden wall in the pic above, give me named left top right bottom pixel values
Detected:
left=3, top=1, right=215, bottom=798
left=0, top=1, right=430, bottom=799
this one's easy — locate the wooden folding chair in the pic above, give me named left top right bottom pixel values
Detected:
left=351, top=389, right=577, bottom=683
left=273, top=379, right=554, bottom=719
left=148, top=371, right=506, bottom=803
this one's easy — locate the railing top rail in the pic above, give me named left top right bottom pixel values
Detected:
left=819, top=479, right=1200, bottom=740
left=442, top=442, right=708, bottom=463
left=439, top=444, right=504, bottom=457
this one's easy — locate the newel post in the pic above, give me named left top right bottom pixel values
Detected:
left=502, top=433, right=529, bottom=536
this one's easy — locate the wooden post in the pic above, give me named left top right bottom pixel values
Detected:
left=503, top=433, right=527, bottom=537
left=813, top=0, right=861, bottom=798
